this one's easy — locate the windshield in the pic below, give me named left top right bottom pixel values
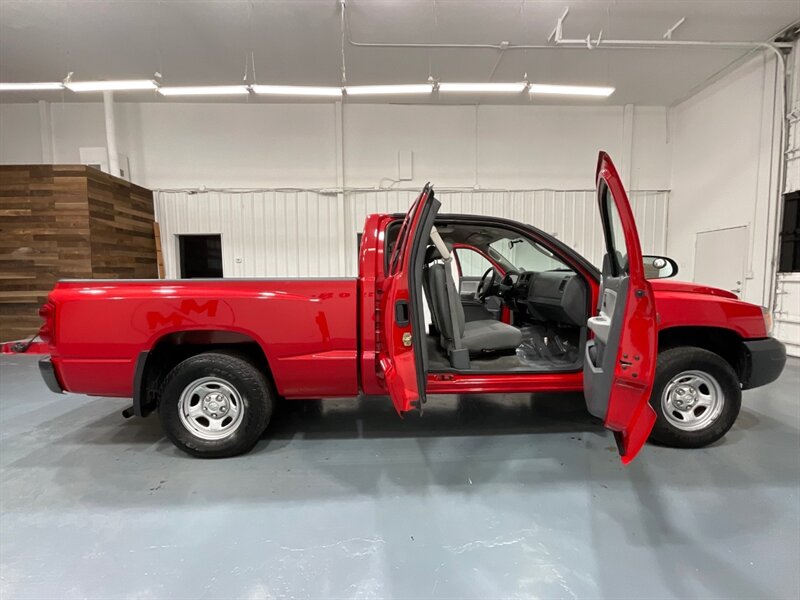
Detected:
left=488, top=237, right=568, bottom=272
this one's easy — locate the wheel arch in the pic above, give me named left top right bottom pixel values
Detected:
left=657, top=326, right=747, bottom=383
left=133, top=329, right=274, bottom=417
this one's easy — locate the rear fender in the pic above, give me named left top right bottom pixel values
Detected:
left=133, top=329, right=273, bottom=417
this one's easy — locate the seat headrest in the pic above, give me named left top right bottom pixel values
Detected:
left=425, top=242, right=453, bottom=263
left=425, top=245, right=442, bottom=263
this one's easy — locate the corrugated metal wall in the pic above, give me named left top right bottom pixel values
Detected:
left=156, top=190, right=347, bottom=278
left=155, top=189, right=669, bottom=278
left=774, top=275, right=800, bottom=357
left=774, top=42, right=800, bottom=357
left=786, top=114, right=800, bottom=195
left=775, top=56, right=800, bottom=356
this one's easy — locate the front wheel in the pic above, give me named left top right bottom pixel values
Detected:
left=648, top=346, right=742, bottom=448
left=159, top=352, right=273, bottom=458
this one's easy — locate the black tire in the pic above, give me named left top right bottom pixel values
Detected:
left=159, top=351, right=273, bottom=458
left=648, top=346, right=741, bottom=448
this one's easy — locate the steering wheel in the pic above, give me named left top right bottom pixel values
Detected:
left=475, top=267, right=497, bottom=303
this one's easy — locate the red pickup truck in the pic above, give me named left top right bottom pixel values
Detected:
left=36, top=153, right=786, bottom=462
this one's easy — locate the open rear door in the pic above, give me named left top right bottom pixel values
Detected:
left=379, top=185, right=440, bottom=414
left=584, top=152, right=658, bottom=464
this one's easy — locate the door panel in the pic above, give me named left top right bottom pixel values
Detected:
left=584, top=152, right=658, bottom=464
left=379, top=185, right=440, bottom=414
left=584, top=276, right=627, bottom=422
left=459, top=277, right=498, bottom=321
left=459, top=277, right=481, bottom=299
left=453, top=248, right=499, bottom=321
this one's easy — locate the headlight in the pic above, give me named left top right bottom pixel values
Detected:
left=761, top=306, right=773, bottom=335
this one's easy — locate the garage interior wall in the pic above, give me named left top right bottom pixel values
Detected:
left=668, top=53, right=781, bottom=308
left=0, top=102, right=670, bottom=191
left=0, top=100, right=672, bottom=275
left=667, top=50, right=799, bottom=356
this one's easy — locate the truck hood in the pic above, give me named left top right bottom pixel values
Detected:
left=649, top=279, right=738, bottom=299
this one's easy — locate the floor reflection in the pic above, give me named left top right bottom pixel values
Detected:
left=266, top=391, right=603, bottom=440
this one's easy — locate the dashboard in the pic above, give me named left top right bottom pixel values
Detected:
left=501, top=270, right=587, bottom=326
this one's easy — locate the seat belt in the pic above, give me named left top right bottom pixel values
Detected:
left=430, top=228, right=470, bottom=369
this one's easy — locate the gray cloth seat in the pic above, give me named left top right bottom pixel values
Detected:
left=423, top=247, right=521, bottom=359
left=461, top=319, right=522, bottom=353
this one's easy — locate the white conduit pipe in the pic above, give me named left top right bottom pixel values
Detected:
left=343, top=3, right=794, bottom=53
left=103, top=90, right=120, bottom=177
left=347, top=36, right=794, bottom=52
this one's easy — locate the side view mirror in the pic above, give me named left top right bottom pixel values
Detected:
left=643, top=255, right=679, bottom=279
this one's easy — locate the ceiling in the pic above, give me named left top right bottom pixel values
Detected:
left=1, top=0, right=798, bottom=106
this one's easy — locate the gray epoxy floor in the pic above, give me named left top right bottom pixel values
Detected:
left=1, top=355, right=798, bottom=600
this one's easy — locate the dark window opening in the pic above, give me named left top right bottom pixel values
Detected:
left=384, top=220, right=403, bottom=275
left=779, top=191, right=800, bottom=273
left=179, top=234, right=223, bottom=278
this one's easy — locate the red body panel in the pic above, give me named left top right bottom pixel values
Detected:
left=40, top=215, right=768, bottom=404
left=358, top=214, right=384, bottom=396
left=649, top=280, right=767, bottom=338
left=47, top=279, right=359, bottom=398
left=427, top=371, right=584, bottom=394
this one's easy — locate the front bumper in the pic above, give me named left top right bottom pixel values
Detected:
left=742, top=337, right=786, bottom=390
left=39, top=357, right=64, bottom=394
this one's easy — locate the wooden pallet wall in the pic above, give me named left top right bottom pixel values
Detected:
left=85, top=168, right=158, bottom=280
left=0, top=165, right=157, bottom=342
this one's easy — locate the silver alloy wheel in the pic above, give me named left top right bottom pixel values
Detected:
left=178, top=376, right=244, bottom=441
left=661, top=370, right=725, bottom=432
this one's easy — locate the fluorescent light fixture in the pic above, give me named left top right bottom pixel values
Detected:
left=529, top=84, right=614, bottom=97
left=0, top=82, right=64, bottom=91
left=251, top=85, right=342, bottom=97
left=158, top=85, right=250, bottom=96
left=345, top=84, right=433, bottom=95
left=65, top=80, right=157, bottom=92
left=438, top=82, right=527, bottom=93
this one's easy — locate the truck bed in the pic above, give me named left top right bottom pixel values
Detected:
left=46, top=278, right=360, bottom=399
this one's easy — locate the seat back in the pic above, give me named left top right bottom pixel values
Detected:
left=429, top=263, right=466, bottom=348
left=422, top=246, right=442, bottom=334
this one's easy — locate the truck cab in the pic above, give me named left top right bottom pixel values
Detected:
left=368, top=153, right=661, bottom=462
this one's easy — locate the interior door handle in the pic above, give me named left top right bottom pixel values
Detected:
left=587, top=315, right=611, bottom=344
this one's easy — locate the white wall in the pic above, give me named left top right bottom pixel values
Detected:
left=0, top=100, right=671, bottom=192
left=120, top=103, right=339, bottom=189
left=668, top=53, right=781, bottom=307
left=49, top=103, right=106, bottom=164
left=343, top=104, right=477, bottom=189
left=0, top=103, right=42, bottom=163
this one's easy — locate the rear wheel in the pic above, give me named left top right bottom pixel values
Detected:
left=159, top=352, right=273, bottom=458
left=648, top=346, right=741, bottom=448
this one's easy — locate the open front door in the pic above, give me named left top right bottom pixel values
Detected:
left=379, top=185, right=440, bottom=414
left=584, top=152, right=658, bottom=464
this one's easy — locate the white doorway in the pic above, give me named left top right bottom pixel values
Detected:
left=693, top=226, right=748, bottom=295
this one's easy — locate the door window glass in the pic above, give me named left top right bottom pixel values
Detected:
left=454, top=248, right=493, bottom=277
left=388, top=192, right=424, bottom=275
left=602, top=184, right=629, bottom=276
left=489, top=237, right=567, bottom=272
